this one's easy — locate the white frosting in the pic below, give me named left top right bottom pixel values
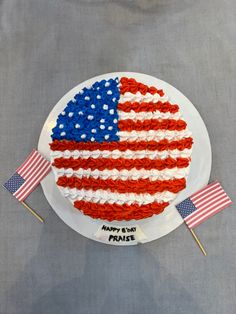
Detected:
left=53, top=166, right=190, bottom=181
left=118, top=129, right=192, bottom=141
left=60, top=186, right=177, bottom=205
left=119, top=91, right=168, bottom=103
left=51, top=148, right=192, bottom=160
left=118, top=110, right=181, bottom=121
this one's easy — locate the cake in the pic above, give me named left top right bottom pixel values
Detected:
left=50, top=76, right=193, bottom=221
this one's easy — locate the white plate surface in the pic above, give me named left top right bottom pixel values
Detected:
left=38, top=72, right=212, bottom=245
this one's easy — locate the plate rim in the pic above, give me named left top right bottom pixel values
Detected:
left=38, top=71, right=212, bottom=246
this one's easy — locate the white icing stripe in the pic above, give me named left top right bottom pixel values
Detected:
left=52, top=166, right=190, bottom=181
left=60, top=186, right=177, bottom=205
left=51, top=148, right=192, bottom=160
left=118, top=130, right=192, bottom=141
left=118, top=110, right=181, bottom=121
left=119, top=92, right=168, bottom=103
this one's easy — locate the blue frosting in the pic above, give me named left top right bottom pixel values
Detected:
left=51, top=78, right=120, bottom=142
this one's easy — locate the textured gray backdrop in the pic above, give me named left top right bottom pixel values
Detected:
left=0, top=1, right=235, bottom=314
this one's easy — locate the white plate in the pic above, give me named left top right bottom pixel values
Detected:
left=38, top=72, right=212, bottom=245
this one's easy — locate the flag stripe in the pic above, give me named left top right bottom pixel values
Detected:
left=56, top=176, right=186, bottom=194
left=21, top=154, right=44, bottom=179
left=187, top=200, right=232, bottom=228
left=74, top=200, right=168, bottom=221
left=117, top=101, right=179, bottom=113
left=53, top=156, right=190, bottom=171
left=118, top=130, right=192, bottom=142
left=16, top=149, right=37, bottom=173
left=18, top=164, right=51, bottom=201
left=14, top=157, right=48, bottom=197
left=53, top=166, right=190, bottom=182
left=17, top=150, right=39, bottom=176
left=191, top=184, right=221, bottom=204
left=50, top=138, right=193, bottom=152
left=119, top=92, right=168, bottom=103
left=51, top=148, right=192, bottom=160
left=118, top=110, right=181, bottom=121
left=118, top=119, right=187, bottom=131
left=14, top=159, right=50, bottom=199
left=119, top=78, right=164, bottom=96
left=190, top=181, right=219, bottom=200
left=192, top=189, right=225, bottom=208
left=60, top=186, right=177, bottom=205
left=186, top=194, right=230, bottom=223
left=17, top=162, right=51, bottom=201
left=15, top=161, right=49, bottom=200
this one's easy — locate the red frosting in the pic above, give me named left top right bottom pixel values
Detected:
left=57, top=177, right=186, bottom=195
left=50, top=138, right=193, bottom=152
left=120, top=77, right=164, bottom=96
left=117, top=101, right=179, bottom=113
left=74, top=200, right=169, bottom=221
left=53, top=156, right=190, bottom=171
left=118, top=119, right=187, bottom=131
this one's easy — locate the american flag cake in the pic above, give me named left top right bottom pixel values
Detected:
left=50, top=76, right=193, bottom=221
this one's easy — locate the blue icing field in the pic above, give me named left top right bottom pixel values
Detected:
left=51, top=78, right=120, bottom=142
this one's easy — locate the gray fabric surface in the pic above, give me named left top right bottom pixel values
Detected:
left=0, top=1, right=236, bottom=313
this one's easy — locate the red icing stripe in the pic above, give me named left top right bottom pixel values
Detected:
left=74, top=200, right=169, bottom=221
left=50, top=138, right=193, bottom=152
left=120, top=77, right=164, bottom=96
left=118, top=119, right=187, bottom=131
left=57, top=177, right=186, bottom=194
left=117, top=101, right=179, bottom=113
left=53, top=156, right=190, bottom=171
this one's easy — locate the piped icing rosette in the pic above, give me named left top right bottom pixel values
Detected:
left=50, top=77, right=193, bottom=221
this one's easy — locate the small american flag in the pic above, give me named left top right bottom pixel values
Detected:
left=176, top=181, right=232, bottom=229
left=3, top=149, right=51, bottom=202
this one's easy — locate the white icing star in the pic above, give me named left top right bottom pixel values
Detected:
left=109, top=109, right=114, bottom=115
left=75, top=124, right=80, bottom=128
left=81, top=134, right=86, bottom=139
left=68, top=112, right=74, bottom=117
left=91, top=137, right=95, bottom=142
left=107, top=90, right=112, bottom=95
left=88, top=115, right=94, bottom=120
left=91, top=129, right=97, bottom=133
left=100, top=119, right=105, bottom=123
left=103, top=104, right=108, bottom=110
left=113, top=118, right=118, bottom=123
left=61, top=111, right=66, bottom=116
left=104, top=135, right=109, bottom=140
left=108, top=126, right=113, bottom=130
left=85, top=96, right=90, bottom=101
left=105, top=82, right=110, bottom=87
left=78, top=111, right=83, bottom=115
left=100, top=125, right=105, bottom=130
left=59, top=124, right=64, bottom=129
left=91, top=104, right=96, bottom=109
left=97, top=95, right=101, bottom=99
left=61, top=132, right=66, bottom=136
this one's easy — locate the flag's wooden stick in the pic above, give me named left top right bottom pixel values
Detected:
left=21, top=201, right=44, bottom=223
left=189, top=228, right=207, bottom=256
